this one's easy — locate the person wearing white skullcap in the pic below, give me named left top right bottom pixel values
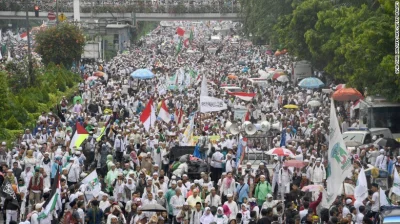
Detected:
left=204, top=187, right=221, bottom=208
left=29, top=202, right=44, bottom=224
left=310, top=158, right=326, bottom=186
left=375, top=148, right=387, bottom=170
left=223, top=194, right=238, bottom=220
left=170, top=188, right=185, bottom=218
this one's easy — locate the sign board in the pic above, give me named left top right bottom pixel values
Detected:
left=234, top=108, right=247, bottom=120
left=374, top=178, right=388, bottom=190
left=82, top=42, right=100, bottom=59
left=191, top=135, right=221, bottom=146
left=47, top=11, right=56, bottom=20
left=58, top=13, right=67, bottom=22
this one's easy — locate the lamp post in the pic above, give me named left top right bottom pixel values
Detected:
left=25, top=0, right=34, bottom=85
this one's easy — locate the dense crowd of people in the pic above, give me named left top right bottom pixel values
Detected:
left=0, top=20, right=396, bottom=224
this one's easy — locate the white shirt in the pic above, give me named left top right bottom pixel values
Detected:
left=205, top=194, right=221, bottom=207
left=170, top=194, right=185, bottom=216
left=375, top=154, right=387, bottom=170
left=371, top=192, right=379, bottom=212
left=356, top=213, right=364, bottom=224
left=299, top=209, right=308, bottom=220
left=223, top=201, right=238, bottom=220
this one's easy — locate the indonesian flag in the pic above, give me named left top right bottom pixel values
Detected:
left=38, top=167, right=62, bottom=220
left=20, top=32, right=28, bottom=41
left=243, top=111, right=250, bottom=122
left=175, top=107, right=184, bottom=126
left=227, top=91, right=256, bottom=101
left=140, top=98, right=156, bottom=132
left=183, top=38, right=190, bottom=48
left=69, top=122, right=89, bottom=150
left=158, top=100, right=171, bottom=123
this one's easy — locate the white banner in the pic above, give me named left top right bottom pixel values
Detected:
left=81, top=170, right=101, bottom=197
left=200, top=96, right=227, bottom=113
left=323, top=98, right=353, bottom=207
left=393, top=169, right=400, bottom=196
left=234, top=108, right=247, bottom=120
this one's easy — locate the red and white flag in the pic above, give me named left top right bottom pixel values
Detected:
left=175, top=107, right=184, bottom=127
left=227, top=91, right=256, bottom=101
left=140, top=98, right=156, bottom=132
left=158, top=100, right=171, bottom=124
left=243, top=111, right=250, bottom=122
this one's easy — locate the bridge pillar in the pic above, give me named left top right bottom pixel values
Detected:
left=73, top=0, right=80, bottom=21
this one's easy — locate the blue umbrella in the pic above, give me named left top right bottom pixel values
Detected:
left=298, top=77, right=324, bottom=89
left=130, top=69, right=155, bottom=79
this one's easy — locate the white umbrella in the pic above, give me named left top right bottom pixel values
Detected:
left=307, top=100, right=321, bottom=107
left=277, top=75, right=289, bottom=83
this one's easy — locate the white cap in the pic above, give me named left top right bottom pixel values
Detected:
left=316, top=158, right=321, bottom=162
left=226, top=194, right=233, bottom=198
left=304, top=159, right=309, bottom=163
left=43, top=188, right=50, bottom=193
left=346, top=199, right=352, bottom=204
left=380, top=149, right=385, bottom=153
left=274, top=156, right=278, bottom=161
left=267, top=194, right=273, bottom=198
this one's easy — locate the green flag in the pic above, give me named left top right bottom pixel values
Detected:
left=189, top=29, right=194, bottom=44
left=175, top=38, right=183, bottom=56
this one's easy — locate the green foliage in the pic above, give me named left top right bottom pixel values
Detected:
left=5, top=116, right=21, bottom=130
left=240, top=0, right=396, bottom=101
left=35, top=23, right=85, bottom=68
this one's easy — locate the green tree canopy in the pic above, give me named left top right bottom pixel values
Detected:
left=35, top=23, right=85, bottom=68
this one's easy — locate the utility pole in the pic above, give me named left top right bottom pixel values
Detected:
left=56, top=0, right=59, bottom=25
left=25, top=0, right=34, bottom=85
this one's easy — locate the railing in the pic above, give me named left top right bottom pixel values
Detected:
left=0, top=2, right=240, bottom=14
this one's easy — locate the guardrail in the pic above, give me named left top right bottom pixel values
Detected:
left=0, top=2, right=240, bottom=14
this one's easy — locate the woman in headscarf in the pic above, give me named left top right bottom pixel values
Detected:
left=213, top=207, right=229, bottom=224
left=239, top=204, right=251, bottom=224
left=199, top=207, right=215, bottom=224
left=124, top=177, right=136, bottom=202
left=130, top=151, right=140, bottom=168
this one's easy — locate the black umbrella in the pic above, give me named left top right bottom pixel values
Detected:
left=374, top=138, right=400, bottom=148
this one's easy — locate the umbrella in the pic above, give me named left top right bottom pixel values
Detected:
left=140, top=203, right=167, bottom=212
left=332, top=88, right=363, bottom=101
left=283, top=104, right=298, bottom=109
left=284, top=160, right=306, bottom=168
left=335, top=84, right=346, bottom=90
left=227, top=74, right=238, bottom=79
left=301, top=184, right=323, bottom=192
left=86, top=76, right=98, bottom=81
left=274, top=50, right=281, bottom=56
left=272, top=72, right=284, bottom=80
left=307, top=100, right=321, bottom=107
left=242, top=67, right=249, bottom=73
left=374, top=138, right=400, bottom=148
left=266, top=147, right=295, bottom=157
left=277, top=75, right=289, bottom=83
left=345, top=141, right=363, bottom=147
left=130, top=69, right=155, bottom=79
left=258, top=70, right=268, bottom=78
left=93, top=71, right=105, bottom=77
left=298, top=77, right=324, bottom=89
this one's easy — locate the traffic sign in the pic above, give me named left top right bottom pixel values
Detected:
left=58, top=13, right=66, bottom=22
left=47, top=11, right=56, bottom=20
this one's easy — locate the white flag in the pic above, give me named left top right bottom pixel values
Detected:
left=392, top=169, right=400, bottom=196
left=200, top=75, right=208, bottom=96
left=325, top=98, right=353, bottom=206
left=200, top=96, right=227, bottom=113
left=81, top=170, right=101, bottom=197
left=354, top=168, right=368, bottom=201
left=380, top=187, right=390, bottom=206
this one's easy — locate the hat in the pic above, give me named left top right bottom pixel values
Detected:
left=380, top=149, right=385, bottom=154
left=304, top=159, right=309, bottom=163
left=274, top=156, right=278, bottom=161
left=246, top=162, right=251, bottom=165
left=43, top=188, right=50, bottom=193
left=267, top=194, right=273, bottom=198
left=316, top=158, right=321, bottom=162
left=226, top=194, right=233, bottom=198
left=35, top=202, right=44, bottom=210
left=345, top=199, right=352, bottom=204
left=259, top=162, right=265, bottom=166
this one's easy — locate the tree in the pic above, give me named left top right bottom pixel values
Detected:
left=0, top=72, right=9, bottom=126
left=35, top=23, right=85, bottom=68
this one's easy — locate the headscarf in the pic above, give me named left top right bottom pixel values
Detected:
left=199, top=207, right=214, bottom=224
left=222, top=204, right=231, bottom=217
left=126, top=177, right=135, bottom=191
left=130, top=151, right=139, bottom=164
left=216, top=207, right=224, bottom=218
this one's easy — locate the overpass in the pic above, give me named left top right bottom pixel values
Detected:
left=0, top=3, right=241, bottom=21
left=0, top=11, right=240, bottom=21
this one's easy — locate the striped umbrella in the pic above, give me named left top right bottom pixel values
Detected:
left=298, top=77, right=325, bottom=89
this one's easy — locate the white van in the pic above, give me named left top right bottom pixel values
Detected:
left=342, top=128, right=393, bottom=145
